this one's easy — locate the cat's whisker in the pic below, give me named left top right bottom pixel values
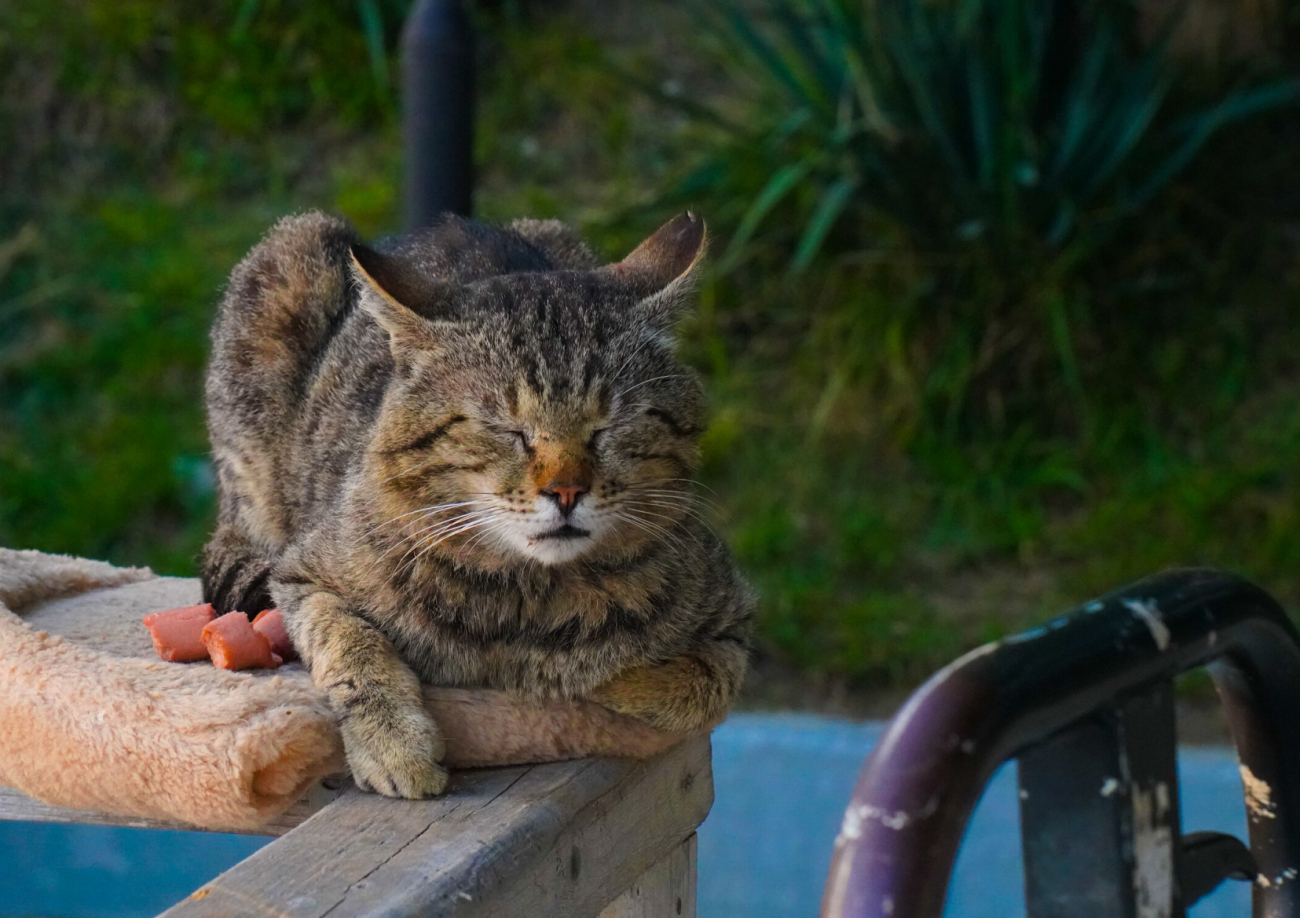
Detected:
left=621, top=501, right=714, bottom=549
left=628, top=484, right=722, bottom=505
left=617, top=373, right=687, bottom=400
left=624, top=496, right=719, bottom=530
left=362, top=501, right=481, bottom=539
left=406, top=513, right=500, bottom=570
left=627, top=490, right=724, bottom=516
left=369, top=508, right=478, bottom=557
left=378, top=456, right=453, bottom=485
left=405, top=513, right=492, bottom=555
left=611, top=493, right=724, bottom=545
left=367, top=509, right=486, bottom=576
left=658, top=477, right=721, bottom=498
left=617, top=489, right=726, bottom=522
left=459, top=518, right=506, bottom=558
left=610, top=335, right=657, bottom=384
left=396, top=516, right=486, bottom=576
left=613, top=508, right=691, bottom=557
left=626, top=491, right=724, bottom=520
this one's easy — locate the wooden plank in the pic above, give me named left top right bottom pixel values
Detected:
left=599, top=833, right=697, bottom=918
left=162, top=736, right=713, bottom=918
left=0, top=779, right=347, bottom=837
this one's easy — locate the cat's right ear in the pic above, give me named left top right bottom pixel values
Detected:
left=609, top=212, right=707, bottom=328
left=349, top=243, right=452, bottom=355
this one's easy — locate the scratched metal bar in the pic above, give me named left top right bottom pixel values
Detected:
left=1019, top=684, right=1184, bottom=918
left=821, top=569, right=1300, bottom=918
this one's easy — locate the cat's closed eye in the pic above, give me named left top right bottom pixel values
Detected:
left=643, top=407, right=686, bottom=436
left=506, top=429, right=533, bottom=454
left=587, top=428, right=608, bottom=450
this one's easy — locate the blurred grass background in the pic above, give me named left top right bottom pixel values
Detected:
left=3, top=0, right=1300, bottom=701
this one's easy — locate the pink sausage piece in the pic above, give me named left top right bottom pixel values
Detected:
left=202, top=612, right=282, bottom=670
left=251, top=608, right=297, bottom=661
left=142, top=603, right=217, bottom=663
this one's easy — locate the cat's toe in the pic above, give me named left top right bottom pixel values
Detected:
left=341, top=709, right=449, bottom=799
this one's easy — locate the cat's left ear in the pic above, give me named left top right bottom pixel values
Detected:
left=610, top=212, right=707, bottom=327
left=349, top=243, right=455, bottom=354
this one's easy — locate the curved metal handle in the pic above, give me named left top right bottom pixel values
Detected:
left=822, top=569, right=1300, bottom=918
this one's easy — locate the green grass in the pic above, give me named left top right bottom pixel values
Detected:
left=3, top=0, right=1300, bottom=696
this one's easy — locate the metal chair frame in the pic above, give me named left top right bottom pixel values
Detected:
left=822, top=569, right=1300, bottom=918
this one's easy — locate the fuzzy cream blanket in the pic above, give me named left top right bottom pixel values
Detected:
left=0, top=548, right=681, bottom=832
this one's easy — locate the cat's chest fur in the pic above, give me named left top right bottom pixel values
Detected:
left=353, top=549, right=678, bottom=697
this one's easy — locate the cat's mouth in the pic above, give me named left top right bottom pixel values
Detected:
left=533, top=524, right=591, bottom=542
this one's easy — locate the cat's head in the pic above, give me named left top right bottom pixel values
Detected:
left=353, top=213, right=709, bottom=568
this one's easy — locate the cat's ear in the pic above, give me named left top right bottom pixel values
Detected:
left=349, top=243, right=453, bottom=353
left=611, top=212, right=707, bottom=327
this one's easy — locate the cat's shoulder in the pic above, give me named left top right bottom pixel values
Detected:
left=246, top=210, right=357, bottom=273
left=220, top=211, right=358, bottom=320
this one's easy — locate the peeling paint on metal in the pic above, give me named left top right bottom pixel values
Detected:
left=836, top=796, right=940, bottom=843
left=1131, top=780, right=1174, bottom=918
left=1241, top=764, right=1278, bottom=820
left=1123, top=599, right=1171, bottom=651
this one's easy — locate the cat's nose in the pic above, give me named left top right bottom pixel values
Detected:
left=541, top=484, right=588, bottom=516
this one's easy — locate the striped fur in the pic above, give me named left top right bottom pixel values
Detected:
left=202, top=211, right=753, bottom=797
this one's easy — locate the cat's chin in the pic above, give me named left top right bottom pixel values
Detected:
left=517, top=534, right=595, bottom=566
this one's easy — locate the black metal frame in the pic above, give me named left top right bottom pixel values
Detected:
left=821, top=569, right=1300, bottom=918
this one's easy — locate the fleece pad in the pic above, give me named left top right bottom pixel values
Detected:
left=0, top=548, right=679, bottom=831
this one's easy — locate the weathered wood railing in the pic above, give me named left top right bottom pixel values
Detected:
left=3, top=742, right=710, bottom=917
left=159, top=737, right=710, bottom=918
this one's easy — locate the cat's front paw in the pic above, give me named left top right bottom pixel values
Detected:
left=592, top=657, right=725, bottom=734
left=341, top=705, right=449, bottom=799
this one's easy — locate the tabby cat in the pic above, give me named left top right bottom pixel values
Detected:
left=200, top=211, right=753, bottom=798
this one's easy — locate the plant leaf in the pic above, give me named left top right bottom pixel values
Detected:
left=792, top=175, right=858, bottom=272
left=722, top=156, right=820, bottom=270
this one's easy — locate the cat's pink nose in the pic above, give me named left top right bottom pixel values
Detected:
left=542, top=484, right=588, bottom=516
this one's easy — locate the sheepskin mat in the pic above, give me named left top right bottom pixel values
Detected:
left=0, top=548, right=679, bottom=832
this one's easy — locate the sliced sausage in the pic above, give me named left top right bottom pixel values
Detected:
left=202, top=611, right=283, bottom=670
left=251, top=608, right=297, bottom=661
left=142, top=603, right=217, bottom=663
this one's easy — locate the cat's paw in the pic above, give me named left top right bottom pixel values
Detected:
left=341, top=706, right=449, bottom=799
left=592, top=657, right=722, bottom=734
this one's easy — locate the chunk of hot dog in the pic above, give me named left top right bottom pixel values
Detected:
left=142, top=603, right=217, bottom=663
left=251, top=608, right=297, bottom=661
left=202, top=612, right=282, bottom=670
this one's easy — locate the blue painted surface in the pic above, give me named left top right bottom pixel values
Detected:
left=0, top=714, right=1254, bottom=917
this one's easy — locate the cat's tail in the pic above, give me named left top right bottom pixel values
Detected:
left=201, top=525, right=275, bottom=616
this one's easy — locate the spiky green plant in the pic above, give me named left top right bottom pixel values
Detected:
left=678, top=0, right=1300, bottom=272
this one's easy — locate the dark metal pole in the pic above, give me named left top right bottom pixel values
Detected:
left=402, top=0, right=475, bottom=226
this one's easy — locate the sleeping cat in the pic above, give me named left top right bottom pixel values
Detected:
left=200, top=211, right=753, bottom=797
